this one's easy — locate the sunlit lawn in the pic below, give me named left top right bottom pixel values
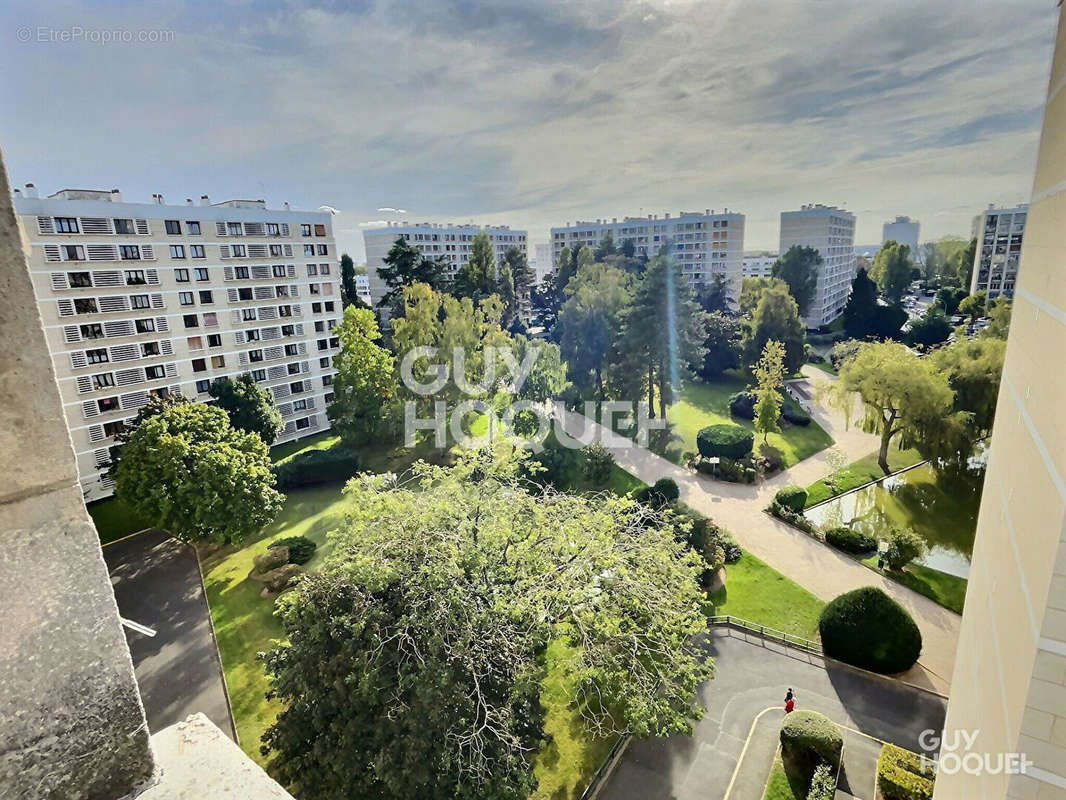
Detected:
left=706, top=553, right=825, bottom=640
left=762, top=752, right=809, bottom=800
left=804, top=447, right=924, bottom=507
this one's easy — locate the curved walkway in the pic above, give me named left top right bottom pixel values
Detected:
left=559, top=366, right=960, bottom=694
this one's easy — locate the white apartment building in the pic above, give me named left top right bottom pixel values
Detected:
left=550, top=209, right=745, bottom=299
left=742, top=253, right=777, bottom=278
left=533, top=242, right=553, bottom=285
left=354, top=272, right=372, bottom=305
left=363, top=222, right=527, bottom=308
left=779, top=204, right=856, bottom=328
left=13, top=185, right=340, bottom=502
left=881, top=215, right=920, bottom=256
left=970, top=204, right=1027, bottom=301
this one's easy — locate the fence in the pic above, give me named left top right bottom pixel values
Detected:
left=708, top=614, right=823, bottom=655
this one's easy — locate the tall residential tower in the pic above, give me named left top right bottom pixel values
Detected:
left=970, top=204, right=1028, bottom=301
left=779, top=204, right=856, bottom=328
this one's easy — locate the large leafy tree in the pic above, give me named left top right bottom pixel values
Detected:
left=753, top=340, right=785, bottom=443
left=530, top=272, right=564, bottom=334
left=772, top=245, right=821, bottom=316
left=696, top=273, right=733, bottom=314
left=557, top=262, right=633, bottom=398
left=328, top=305, right=398, bottom=445
left=261, top=452, right=711, bottom=800
left=932, top=336, right=1006, bottom=454
left=697, top=311, right=741, bottom=380
left=830, top=342, right=958, bottom=474
left=870, top=240, right=913, bottom=305
left=503, top=245, right=534, bottom=323
left=982, top=297, right=1012, bottom=340
left=947, top=238, right=977, bottom=289
left=739, top=276, right=788, bottom=316
left=842, top=268, right=878, bottom=339
left=377, top=236, right=447, bottom=313
left=741, top=283, right=806, bottom=374
left=208, top=374, right=283, bottom=445
left=453, top=232, right=504, bottom=302
left=958, top=291, right=988, bottom=322
left=114, top=403, right=283, bottom=543
left=906, top=305, right=953, bottom=348
left=339, top=252, right=365, bottom=309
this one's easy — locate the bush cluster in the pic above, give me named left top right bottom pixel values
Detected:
left=767, top=500, right=817, bottom=534
left=696, top=424, right=754, bottom=460
left=806, top=762, right=837, bottom=800
left=885, top=527, right=926, bottom=570
left=727, top=391, right=756, bottom=420
left=781, top=405, right=811, bottom=426
left=581, top=442, right=615, bottom=485
left=274, top=447, right=362, bottom=490
left=819, top=587, right=923, bottom=674
left=780, top=710, right=843, bottom=770
left=774, top=485, right=808, bottom=512
left=635, top=478, right=680, bottom=509
left=825, top=526, right=877, bottom=555
left=877, top=743, right=935, bottom=800
left=269, top=535, right=318, bottom=565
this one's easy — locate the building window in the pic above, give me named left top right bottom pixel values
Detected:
left=319, top=357, right=330, bottom=369
left=165, top=220, right=182, bottom=235
left=227, top=222, right=243, bottom=236
left=199, top=290, right=214, bottom=304
left=203, top=312, right=218, bottom=327
left=304, top=245, right=315, bottom=256
left=130, top=294, right=150, bottom=309
left=287, top=362, right=301, bottom=375
left=195, top=379, right=210, bottom=393
left=311, top=302, right=322, bottom=313
left=103, top=420, right=125, bottom=438
left=120, top=245, right=141, bottom=260
left=187, top=336, right=203, bottom=350
left=179, top=292, right=194, bottom=306
left=184, top=314, right=199, bottom=329
left=194, top=267, right=209, bottom=280
left=249, top=349, right=264, bottom=362
left=267, top=223, right=280, bottom=236
left=74, top=298, right=98, bottom=314
left=211, top=355, right=225, bottom=369
left=125, top=270, right=147, bottom=285
left=62, top=245, right=85, bottom=261
left=136, top=318, right=155, bottom=333
left=97, top=396, right=120, bottom=412
left=245, top=329, right=260, bottom=342
left=207, top=333, right=222, bottom=347
left=235, top=266, right=250, bottom=279
left=86, top=348, right=109, bottom=364
left=175, top=268, right=190, bottom=282
left=192, top=358, right=207, bottom=373
left=190, top=245, right=206, bottom=259
left=290, top=381, right=304, bottom=394
left=279, top=305, right=292, bottom=317
left=242, top=308, right=257, bottom=321
left=285, top=344, right=299, bottom=356
left=113, top=218, right=133, bottom=234
left=170, top=245, right=186, bottom=259
left=270, top=244, right=283, bottom=257
left=238, top=287, right=253, bottom=301
left=301, top=224, right=312, bottom=236
left=145, top=365, right=165, bottom=379
left=314, top=224, right=326, bottom=237
left=307, top=264, right=318, bottom=276
left=329, top=337, right=339, bottom=348
left=186, top=221, right=201, bottom=235
left=314, top=321, right=325, bottom=333
left=141, top=342, right=160, bottom=356
left=316, top=244, right=327, bottom=256
left=68, top=271, right=92, bottom=287
left=281, top=324, right=295, bottom=336
left=295, top=417, right=310, bottom=430
left=293, top=398, right=308, bottom=411
left=55, top=217, right=79, bottom=233
left=231, top=244, right=246, bottom=257
left=319, top=263, right=330, bottom=275
left=324, top=392, right=335, bottom=403
left=310, top=283, right=320, bottom=295
left=322, top=375, right=333, bottom=386
left=273, top=264, right=286, bottom=277
left=324, top=301, right=335, bottom=311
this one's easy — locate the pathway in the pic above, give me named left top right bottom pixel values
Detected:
left=559, top=366, right=960, bottom=694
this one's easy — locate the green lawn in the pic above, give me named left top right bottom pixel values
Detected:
left=807, top=360, right=837, bottom=376
left=804, top=447, right=924, bottom=507
left=706, top=552, right=825, bottom=640
left=762, top=752, right=809, bottom=800
left=662, top=376, right=833, bottom=468
left=859, top=556, right=968, bottom=614
left=270, top=431, right=340, bottom=462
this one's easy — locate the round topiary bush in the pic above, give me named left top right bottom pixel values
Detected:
left=270, top=535, right=318, bottom=565
left=819, top=587, right=923, bottom=674
left=781, top=405, right=811, bottom=426
left=634, top=478, right=680, bottom=508
left=697, top=424, right=754, bottom=461
left=825, top=526, right=877, bottom=554
left=774, top=484, right=808, bottom=513
left=728, top=391, right=756, bottom=420
left=780, top=709, right=843, bottom=769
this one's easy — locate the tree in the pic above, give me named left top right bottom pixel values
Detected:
left=932, top=336, right=1006, bottom=445
left=947, top=238, right=977, bottom=289
left=885, top=528, right=926, bottom=570
left=842, top=268, right=879, bottom=339
left=830, top=341, right=957, bottom=474
left=530, top=272, right=563, bottom=333
left=261, top=452, right=711, bottom=800
left=982, top=296, right=1012, bottom=339
left=114, top=403, right=283, bottom=543
left=696, top=273, right=733, bottom=314
left=697, top=311, right=741, bottom=380
left=935, top=286, right=967, bottom=315
left=328, top=305, right=398, bottom=445
left=741, top=283, right=806, bottom=375
left=503, top=245, right=534, bottom=324
left=340, top=252, right=365, bottom=309
left=772, top=245, right=821, bottom=316
left=958, top=291, right=987, bottom=323
left=208, top=374, right=283, bottom=445
left=870, top=240, right=913, bottom=305
left=753, top=340, right=785, bottom=443
left=739, top=276, right=788, bottom=316
left=453, top=232, right=501, bottom=300
left=906, top=305, right=953, bottom=347
left=594, top=233, right=618, bottom=261
left=557, top=262, right=633, bottom=398
left=377, top=237, right=446, bottom=313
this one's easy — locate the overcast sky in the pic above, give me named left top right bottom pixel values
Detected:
left=1, top=0, right=1056, bottom=262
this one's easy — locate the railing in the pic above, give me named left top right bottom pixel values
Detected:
left=708, top=614, right=823, bottom=655
left=579, top=730, right=630, bottom=800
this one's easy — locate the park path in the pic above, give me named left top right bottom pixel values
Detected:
left=558, top=366, right=959, bottom=695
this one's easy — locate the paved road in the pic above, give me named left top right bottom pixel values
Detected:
left=558, top=365, right=960, bottom=694
left=597, top=629, right=946, bottom=800
left=104, top=530, right=234, bottom=739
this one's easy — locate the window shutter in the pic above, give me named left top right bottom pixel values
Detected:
left=248, top=244, right=268, bottom=258
left=150, top=294, right=164, bottom=309
left=80, top=217, right=113, bottom=234
left=252, top=265, right=270, bottom=279
left=244, top=222, right=264, bottom=236
left=115, top=368, right=143, bottom=386
left=234, top=331, right=245, bottom=344
left=110, top=345, right=139, bottom=362
left=301, top=361, right=310, bottom=373
left=141, top=245, right=156, bottom=261
left=44, top=245, right=62, bottom=262
left=82, top=400, right=99, bottom=418
left=216, top=221, right=227, bottom=236
left=97, top=296, right=129, bottom=313
left=57, top=299, right=75, bottom=316
left=156, top=316, right=169, bottom=332
left=37, top=216, right=55, bottom=234
left=160, top=339, right=173, bottom=355
left=283, top=245, right=293, bottom=258
left=165, top=363, right=178, bottom=378
left=64, top=325, right=81, bottom=343
left=306, top=397, right=316, bottom=410
left=75, top=376, right=93, bottom=394
left=135, top=219, right=150, bottom=235
left=280, top=224, right=290, bottom=236
left=223, top=266, right=234, bottom=281
left=295, top=323, right=304, bottom=335
left=146, top=269, right=159, bottom=284
left=93, top=449, right=111, bottom=468
left=92, top=270, right=122, bottom=287
left=50, top=272, right=69, bottom=290
left=289, top=284, right=299, bottom=297
left=87, top=244, right=119, bottom=261
left=219, top=245, right=231, bottom=259
left=104, top=320, right=134, bottom=337
left=87, top=425, right=105, bottom=443
left=70, top=352, right=88, bottom=369
left=239, top=352, right=249, bottom=366
left=292, top=304, right=302, bottom=317
left=230, top=311, right=242, bottom=325
left=227, top=288, right=239, bottom=302
left=298, top=342, right=307, bottom=355
left=120, top=390, right=149, bottom=410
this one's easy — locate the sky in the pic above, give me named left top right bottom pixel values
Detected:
left=0, top=0, right=1056, bottom=263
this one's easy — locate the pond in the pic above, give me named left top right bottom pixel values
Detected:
left=804, top=456, right=984, bottom=578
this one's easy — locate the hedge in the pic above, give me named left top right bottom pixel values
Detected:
left=780, top=710, right=843, bottom=769
left=728, top=391, right=756, bottom=420
left=825, top=526, right=877, bottom=554
left=269, top=535, right=318, bottom=565
left=767, top=500, right=818, bottom=534
left=819, top=587, right=923, bottom=674
left=635, top=478, right=680, bottom=508
left=782, top=405, right=811, bottom=426
left=775, top=485, right=808, bottom=513
left=877, top=743, right=935, bottom=800
left=696, top=424, right=754, bottom=460
left=273, top=447, right=362, bottom=489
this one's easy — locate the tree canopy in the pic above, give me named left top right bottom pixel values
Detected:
left=741, top=283, right=806, bottom=374
left=842, top=268, right=878, bottom=339
left=327, top=305, right=398, bottom=445
left=208, top=373, right=284, bottom=445
left=377, top=236, right=447, bottom=313
left=772, top=245, right=821, bottom=317
left=558, top=262, right=633, bottom=398
left=906, top=304, right=953, bottom=348
left=870, top=240, right=913, bottom=305
left=261, top=451, right=711, bottom=800
left=340, top=252, right=366, bottom=309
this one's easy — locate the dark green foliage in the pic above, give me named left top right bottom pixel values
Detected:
left=728, top=390, right=756, bottom=420
left=767, top=500, right=818, bottom=534
left=696, top=424, right=754, bottom=460
left=819, top=587, right=922, bottom=673
left=868, top=304, right=909, bottom=339
left=269, top=535, right=318, bottom=565
left=885, top=528, right=926, bottom=570
left=829, top=340, right=863, bottom=369
left=273, top=447, right=361, bottom=489
left=772, top=245, right=821, bottom=316
left=935, top=287, right=968, bottom=316
left=635, top=478, right=680, bottom=509
left=376, top=236, right=447, bottom=312
left=340, top=253, right=365, bottom=309
left=780, top=710, right=843, bottom=770
left=209, top=374, right=284, bottom=445
left=741, top=284, right=807, bottom=374
left=581, top=442, right=615, bottom=485
left=877, top=744, right=935, bottom=800
left=774, top=485, right=807, bottom=513
left=698, top=311, right=741, bottom=379
left=807, top=763, right=836, bottom=800
left=781, top=404, right=811, bottom=426
left=672, top=509, right=733, bottom=585
left=843, top=268, right=878, bottom=339
left=528, top=441, right=577, bottom=486
left=907, top=305, right=953, bottom=347
left=825, top=526, right=877, bottom=554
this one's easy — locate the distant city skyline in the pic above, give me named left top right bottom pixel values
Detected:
left=0, top=1, right=1054, bottom=262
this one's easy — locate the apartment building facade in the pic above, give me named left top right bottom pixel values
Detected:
left=13, top=186, right=340, bottom=502
left=363, top=222, right=527, bottom=308
left=779, top=204, right=856, bottom=328
left=550, top=210, right=745, bottom=299
left=742, top=253, right=777, bottom=278
left=882, top=215, right=920, bottom=256
left=970, top=204, right=1027, bottom=301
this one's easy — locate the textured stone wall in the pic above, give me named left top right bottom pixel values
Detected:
left=0, top=150, right=155, bottom=797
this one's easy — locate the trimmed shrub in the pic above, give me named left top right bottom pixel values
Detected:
left=807, top=762, right=836, bottom=800
left=581, top=442, right=615, bottom=485
left=728, top=391, right=756, bottom=420
left=825, top=526, right=877, bottom=555
left=877, top=743, right=935, bottom=800
left=528, top=442, right=576, bottom=486
left=273, top=446, right=361, bottom=490
left=885, top=527, right=926, bottom=570
left=775, top=485, right=808, bottom=513
left=781, top=405, right=812, bottom=426
left=253, top=546, right=288, bottom=573
left=697, top=424, right=754, bottom=460
left=635, top=478, right=680, bottom=509
left=767, top=500, right=817, bottom=534
left=819, top=587, right=922, bottom=674
left=269, top=535, right=317, bottom=565
left=780, top=710, right=843, bottom=769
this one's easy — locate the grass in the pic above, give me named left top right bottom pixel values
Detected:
left=270, top=430, right=340, bottom=463
left=761, top=751, right=810, bottom=800
left=804, top=446, right=924, bottom=508
left=859, top=556, right=968, bottom=614
left=661, top=375, right=833, bottom=469
left=807, top=360, right=837, bottom=376
left=89, top=496, right=156, bottom=544
left=706, top=552, right=825, bottom=640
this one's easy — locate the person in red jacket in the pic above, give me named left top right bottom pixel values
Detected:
left=784, top=688, right=795, bottom=714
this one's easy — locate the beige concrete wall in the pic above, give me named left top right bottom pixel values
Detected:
left=935, top=7, right=1066, bottom=799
